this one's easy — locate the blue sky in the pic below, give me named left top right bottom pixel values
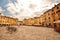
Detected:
left=0, top=0, right=16, bottom=16
left=0, top=0, right=60, bottom=20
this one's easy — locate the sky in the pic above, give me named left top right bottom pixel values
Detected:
left=0, top=0, right=60, bottom=21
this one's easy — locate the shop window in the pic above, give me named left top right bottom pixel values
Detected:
left=42, top=22, right=44, bottom=26
left=59, top=24, right=60, bottom=27
left=46, top=24, right=47, bottom=26
left=54, top=23, right=57, bottom=28
left=49, top=23, right=51, bottom=26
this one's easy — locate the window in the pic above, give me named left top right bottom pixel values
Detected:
left=52, top=12, right=55, bottom=15
left=45, top=18, right=46, bottom=20
left=52, top=9, right=54, bottom=11
left=57, top=6, right=59, bottom=9
left=54, top=19, right=55, bottom=21
left=39, top=22, right=41, bottom=24
left=48, top=13, right=50, bottom=15
left=59, top=18, right=60, bottom=20
left=49, top=17, right=50, bottom=19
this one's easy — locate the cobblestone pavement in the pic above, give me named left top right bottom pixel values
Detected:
left=0, top=26, right=60, bottom=40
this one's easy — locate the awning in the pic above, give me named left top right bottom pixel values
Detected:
left=53, top=20, right=60, bottom=23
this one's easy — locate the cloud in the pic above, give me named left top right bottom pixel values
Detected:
left=7, top=0, right=35, bottom=20
left=7, top=1, right=17, bottom=14
left=0, top=7, right=3, bottom=13
left=0, top=7, right=4, bottom=15
left=6, top=0, right=60, bottom=20
left=29, top=4, right=36, bottom=10
left=42, top=0, right=54, bottom=4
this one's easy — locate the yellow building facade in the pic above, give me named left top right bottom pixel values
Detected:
left=23, top=18, right=34, bottom=25
left=39, top=16, right=42, bottom=26
left=0, top=13, right=18, bottom=26
left=17, top=21, right=23, bottom=25
left=53, top=3, right=60, bottom=27
left=33, top=17, right=41, bottom=26
left=38, top=14, right=46, bottom=27
left=41, top=3, right=60, bottom=27
left=22, top=3, right=60, bottom=27
left=23, top=19, right=29, bottom=25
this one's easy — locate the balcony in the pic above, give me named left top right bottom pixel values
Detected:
left=56, top=10, right=60, bottom=13
left=53, top=20, right=60, bottom=23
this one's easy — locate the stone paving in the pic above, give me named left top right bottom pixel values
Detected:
left=0, top=26, right=60, bottom=40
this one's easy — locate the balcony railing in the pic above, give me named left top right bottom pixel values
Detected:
left=56, top=10, right=60, bottom=13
